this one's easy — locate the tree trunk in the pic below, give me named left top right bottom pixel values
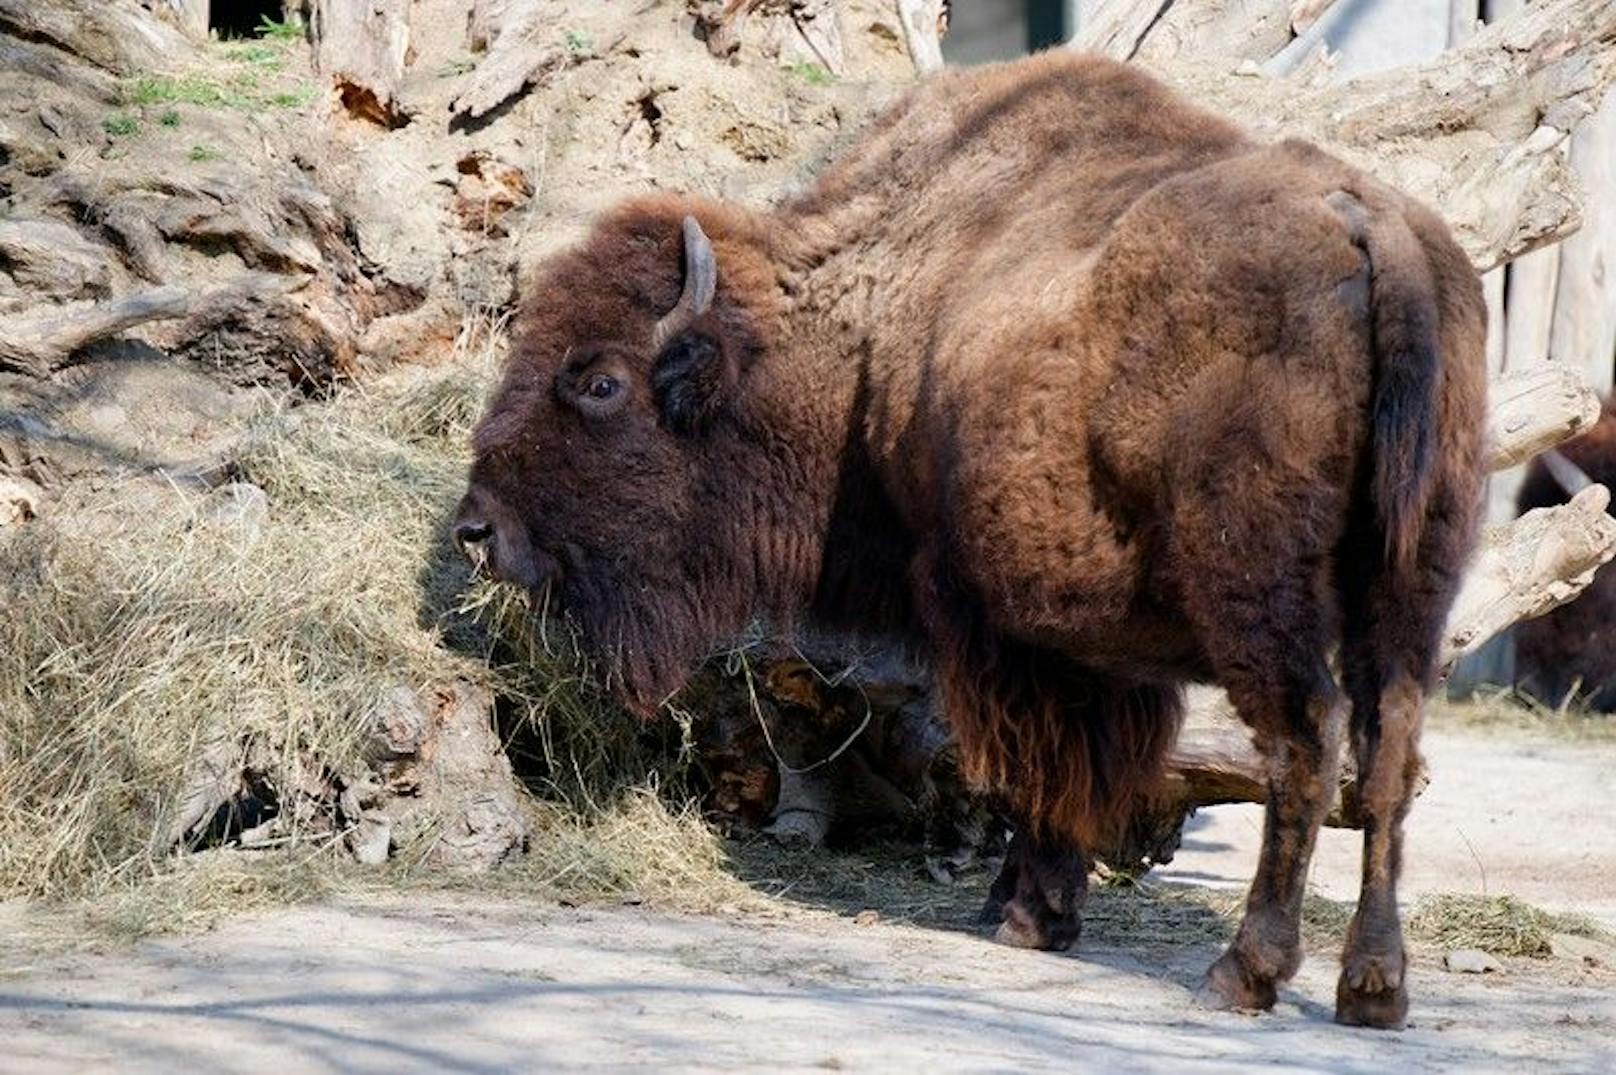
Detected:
left=309, top=0, right=413, bottom=127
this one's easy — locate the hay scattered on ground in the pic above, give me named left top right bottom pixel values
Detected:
left=1433, top=693, right=1616, bottom=743
left=1407, top=893, right=1606, bottom=957
left=0, top=358, right=694, bottom=920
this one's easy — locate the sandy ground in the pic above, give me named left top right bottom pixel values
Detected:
left=2, top=724, right=1613, bottom=1073
left=1159, top=725, right=1616, bottom=928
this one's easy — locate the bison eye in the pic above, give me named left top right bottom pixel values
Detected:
left=584, top=374, right=620, bottom=401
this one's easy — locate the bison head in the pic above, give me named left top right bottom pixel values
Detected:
left=452, top=202, right=789, bottom=714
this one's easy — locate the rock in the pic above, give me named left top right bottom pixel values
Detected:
left=0, top=474, right=43, bottom=527
left=364, top=680, right=530, bottom=870
left=452, top=152, right=532, bottom=237
left=1549, top=932, right=1614, bottom=968
left=198, top=482, right=270, bottom=546
left=349, top=813, right=394, bottom=866
left=0, top=218, right=112, bottom=302
left=1444, top=948, right=1505, bottom=974
left=853, top=910, right=879, bottom=926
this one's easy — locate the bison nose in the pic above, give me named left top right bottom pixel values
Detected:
left=455, top=520, right=493, bottom=560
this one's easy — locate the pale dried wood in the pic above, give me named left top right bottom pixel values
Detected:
left=1487, top=364, right=1606, bottom=472
left=1079, top=0, right=1616, bottom=273
left=449, top=0, right=567, bottom=122
left=1443, top=484, right=1616, bottom=671
left=142, top=0, right=209, bottom=38
left=312, top=0, right=412, bottom=127
left=0, top=273, right=307, bottom=377
left=0, top=219, right=112, bottom=302
left=1547, top=88, right=1616, bottom=397
left=896, top=0, right=946, bottom=74
left=1504, top=250, right=1562, bottom=375
left=0, top=0, right=195, bottom=74
left=1324, top=0, right=1448, bottom=76
left=1289, top=0, right=1332, bottom=34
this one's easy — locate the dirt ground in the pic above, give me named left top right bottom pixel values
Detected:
left=2, top=722, right=1613, bottom=1073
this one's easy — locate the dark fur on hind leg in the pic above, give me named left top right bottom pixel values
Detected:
left=981, top=830, right=1087, bottom=951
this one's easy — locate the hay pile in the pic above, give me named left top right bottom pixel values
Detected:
left=0, top=351, right=727, bottom=915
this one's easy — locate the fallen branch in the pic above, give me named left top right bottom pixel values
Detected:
left=450, top=0, right=598, bottom=124
left=0, top=273, right=309, bottom=377
left=1488, top=364, right=1608, bottom=472
left=1443, top=485, right=1616, bottom=672
left=895, top=0, right=946, bottom=74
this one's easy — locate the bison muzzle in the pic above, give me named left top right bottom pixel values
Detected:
left=454, top=52, right=1487, bottom=1030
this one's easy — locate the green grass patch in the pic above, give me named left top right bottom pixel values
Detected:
left=786, top=62, right=835, bottom=86
left=225, top=43, right=286, bottom=68
left=188, top=144, right=222, bottom=162
left=268, top=86, right=317, bottom=110
left=562, top=29, right=593, bottom=53
left=256, top=15, right=305, bottom=42
left=102, top=114, right=139, bottom=137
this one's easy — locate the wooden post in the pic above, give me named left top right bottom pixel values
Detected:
left=1548, top=88, right=1616, bottom=398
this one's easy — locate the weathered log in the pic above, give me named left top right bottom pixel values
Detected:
left=1074, top=0, right=1616, bottom=272
left=1488, top=364, right=1607, bottom=472
left=895, top=0, right=946, bottom=74
left=1444, top=484, right=1616, bottom=671
left=311, top=0, right=412, bottom=127
left=0, top=219, right=112, bottom=302
left=0, top=273, right=308, bottom=377
left=449, top=0, right=569, bottom=123
left=1548, top=89, right=1616, bottom=398
left=0, top=0, right=194, bottom=74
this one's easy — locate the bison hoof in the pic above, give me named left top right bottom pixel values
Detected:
left=993, top=896, right=1082, bottom=951
left=981, top=834, right=1087, bottom=952
left=1197, top=949, right=1278, bottom=1013
left=1335, top=951, right=1408, bottom=1030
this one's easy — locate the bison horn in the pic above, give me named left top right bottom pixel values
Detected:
left=651, top=215, right=718, bottom=350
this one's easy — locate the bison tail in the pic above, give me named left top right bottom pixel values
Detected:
left=1351, top=197, right=1444, bottom=572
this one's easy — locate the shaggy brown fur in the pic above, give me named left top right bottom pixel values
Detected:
left=1515, top=394, right=1616, bottom=711
left=455, top=52, right=1487, bottom=1028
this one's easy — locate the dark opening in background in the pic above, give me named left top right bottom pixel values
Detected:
left=210, top=0, right=289, bottom=39
left=1025, top=0, right=1068, bottom=51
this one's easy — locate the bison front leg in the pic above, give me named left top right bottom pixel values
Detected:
left=980, top=828, right=1087, bottom=951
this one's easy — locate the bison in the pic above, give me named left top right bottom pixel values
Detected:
left=454, top=52, right=1486, bottom=1029
left=1514, top=393, right=1616, bottom=711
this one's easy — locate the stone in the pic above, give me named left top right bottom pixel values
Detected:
left=199, top=482, right=270, bottom=547
left=1444, top=948, right=1504, bottom=974
left=0, top=475, right=43, bottom=527
left=1549, top=932, right=1613, bottom=968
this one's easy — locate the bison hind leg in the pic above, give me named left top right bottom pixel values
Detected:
left=1171, top=474, right=1349, bottom=1012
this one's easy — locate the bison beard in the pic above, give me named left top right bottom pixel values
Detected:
left=457, top=52, right=1488, bottom=1030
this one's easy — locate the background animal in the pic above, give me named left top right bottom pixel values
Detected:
left=455, top=51, right=1487, bottom=1029
left=1514, top=394, right=1616, bottom=711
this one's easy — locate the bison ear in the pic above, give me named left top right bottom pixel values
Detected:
left=651, top=318, right=736, bottom=434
